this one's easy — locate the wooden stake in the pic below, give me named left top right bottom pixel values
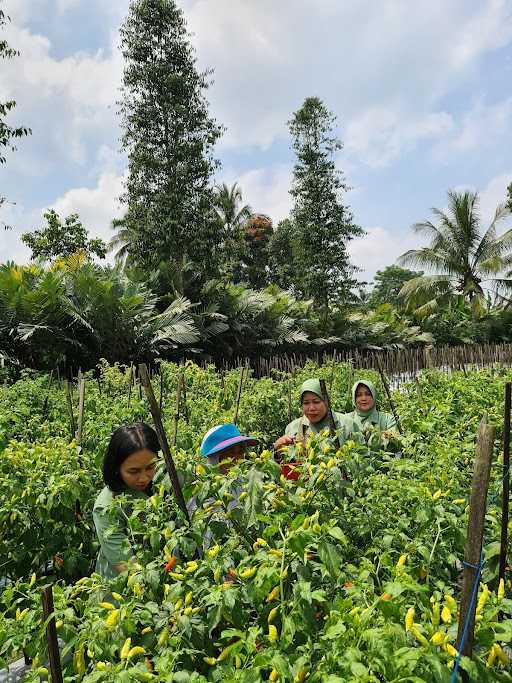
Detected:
left=138, top=363, right=190, bottom=522
left=499, top=382, right=511, bottom=612
left=287, top=380, right=292, bottom=424
left=456, top=418, right=495, bottom=658
left=233, top=363, right=247, bottom=426
left=159, top=365, right=165, bottom=415
left=75, top=372, right=86, bottom=450
left=128, top=363, right=134, bottom=406
left=376, top=355, right=402, bottom=434
left=65, top=380, right=76, bottom=441
left=171, top=371, right=182, bottom=449
left=41, top=585, right=63, bottom=683
left=41, top=370, right=54, bottom=420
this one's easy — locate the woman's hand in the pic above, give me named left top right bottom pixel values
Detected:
left=273, top=435, right=295, bottom=450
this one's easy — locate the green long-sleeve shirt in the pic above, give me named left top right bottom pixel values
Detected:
left=92, top=486, right=148, bottom=580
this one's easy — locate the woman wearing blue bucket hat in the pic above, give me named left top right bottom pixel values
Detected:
left=200, top=423, right=258, bottom=473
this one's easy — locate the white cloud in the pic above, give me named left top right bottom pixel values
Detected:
left=0, top=172, right=124, bottom=263
left=433, top=98, right=512, bottom=161
left=185, top=0, right=512, bottom=156
left=479, top=173, right=512, bottom=227
left=51, top=172, right=125, bottom=244
left=345, top=108, right=454, bottom=167
left=218, top=164, right=293, bottom=225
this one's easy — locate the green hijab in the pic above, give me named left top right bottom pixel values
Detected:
left=352, top=379, right=379, bottom=421
left=299, top=378, right=324, bottom=402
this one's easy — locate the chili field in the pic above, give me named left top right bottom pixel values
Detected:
left=1, top=361, right=512, bottom=682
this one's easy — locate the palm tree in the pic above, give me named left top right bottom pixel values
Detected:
left=108, top=216, right=138, bottom=265
left=213, top=183, right=252, bottom=281
left=398, top=190, right=512, bottom=316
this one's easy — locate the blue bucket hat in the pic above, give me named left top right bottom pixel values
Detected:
left=200, top=423, right=258, bottom=458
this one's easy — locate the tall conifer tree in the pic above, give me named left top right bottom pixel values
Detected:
left=118, top=0, right=223, bottom=294
left=288, top=97, right=362, bottom=313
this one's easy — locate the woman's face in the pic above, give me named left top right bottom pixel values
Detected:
left=119, top=448, right=157, bottom=492
left=301, top=391, right=327, bottom=424
left=216, top=442, right=246, bottom=473
left=355, top=385, right=375, bottom=412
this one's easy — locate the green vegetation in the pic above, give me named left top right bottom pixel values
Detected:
left=1, top=361, right=512, bottom=681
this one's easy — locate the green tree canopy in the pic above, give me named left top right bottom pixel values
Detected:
left=0, top=4, right=31, bottom=226
left=22, top=210, right=107, bottom=261
left=507, top=181, right=512, bottom=211
left=118, top=0, right=223, bottom=295
left=369, top=265, right=423, bottom=307
left=288, top=97, right=362, bottom=314
left=399, top=190, right=512, bottom=317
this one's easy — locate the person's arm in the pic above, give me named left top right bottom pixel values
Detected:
left=273, top=420, right=298, bottom=450
left=93, top=503, right=133, bottom=573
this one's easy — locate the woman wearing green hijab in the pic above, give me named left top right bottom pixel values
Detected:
left=273, top=378, right=352, bottom=450
left=345, top=379, right=397, bottom=434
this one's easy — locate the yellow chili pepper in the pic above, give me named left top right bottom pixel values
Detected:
left=127, top=646, right=145, bottom=660
left=410, top=627, right=429, bottom=647
left=29, top=573, right=36, bottom=587
left=268, top=607, right=279, bottom=624
left=240, top=566, right=257, bottom=579
left=487, top=644, right=498, bottom=667
left=431, top=602, right=440, bottom=626
left=174, top=599, right=183, bottom=610
left=141, top=626, right=152, bottom=634
left=266, top=586, right=280, bottom=602
left=269, top=549, right=283, bottom=558
left=268, top=624, right=279, bottom=644
left=184, top=607, right=193, bottom=616
left=217, top=643, right=236, bottom=662
left=453, top=498, right=465, bottom=505
left=396, top=554, right=408, bottom=568
left=235, top=654, right=242, bottom=669
left=498, top=578, right=505, bottom=601
left=184, top=562, right=198, bottom=574
left=105, top=609, right=119, bottom=630
left=73, top=645, right=86, bottom=676
left=170, top=572, right=185, bottom=580
left=269, top=670, right=279, bottom=681
left=99, top=601, right=116, bottom=610
left=238, top=492, right=248, bottom=502
left=293, top=670, right=308, bottom=683
left=203, top=656, right=217, bottom=665
left=441, top=606, right=452, bottom=624
left=196, top=464, right=206, bottom=476
left=444, top=643, right=458, bottom=658
left=405, top=607, right=415, bottom=631
left=476, top=584, right=490, bottom=614
left=430, top=631, right=445, bottom=645
left=316, top=473, right=325, bottom=484
left=432, top=489, right=442, bottom=500
left=111, top=592, right=123, bottom=601
left=120, top=637, right=132, bottom=660
left=206, top=545, right=221, bottom=559
left=157, top=628, right=169, bottom=647
left=96, top=662, right=108, bottom=670
left=495, top=644, right=509, bottom=666
left=444, top=594, right=457, bottom=612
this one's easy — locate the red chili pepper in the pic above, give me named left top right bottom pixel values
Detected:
left=164, top=556, right=178, bottom=572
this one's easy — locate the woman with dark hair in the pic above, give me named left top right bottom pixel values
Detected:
left=93, top=422, right=161, bottom=579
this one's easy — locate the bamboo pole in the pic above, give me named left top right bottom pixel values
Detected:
left=138, top=363, right=190, bottom=522
left=498, top=382, right=511, bottom=615
left=128, top=363, right=134, bottom=406
left=456, top=418, right=495, bottom=659
left=41, top=585, right=63, bottom=683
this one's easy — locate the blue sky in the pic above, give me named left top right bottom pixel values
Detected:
left=1, top=0, right=512, bottom=280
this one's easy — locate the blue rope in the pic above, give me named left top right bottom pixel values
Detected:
left=448, top=453, right=511, bottom=682
left=450, top=553, right=484, bottom=682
